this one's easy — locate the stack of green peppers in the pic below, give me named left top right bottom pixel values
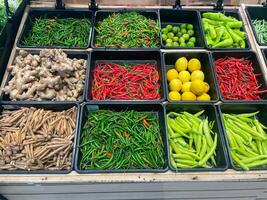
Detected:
left=167, top=110, right=218, bottom=169
left=202, top=12, right=246, bottom=48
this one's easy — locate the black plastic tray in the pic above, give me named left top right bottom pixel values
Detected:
left=163, top=51, right=219, bottom=103
left=164, top=103, right=229, bottom=172
left=86, top=50, right=165, bottom=102
left=262, top=48, right=267, bottom=66
left=0, top=49, right=89, bottom=103
left=91, top=9, right=160, bottom=50
left=199, top=10, right=251, bottom=50
left=159, top=9, right=205, bottom=49
left=75, top=102, right=168, bottom=173
left=0, top=102, right=80, bottom=174
left=211, top=50, right=267, bottom=102
left=245, top=6, right=267, bottom=46
left=17, top=8, right=93, bottom=49
left=218, top=102, right=267, bottom=171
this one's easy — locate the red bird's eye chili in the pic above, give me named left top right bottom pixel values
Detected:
left=215, top=57, right=267, bottom=100
left=91, top=62, right=161, bottom=100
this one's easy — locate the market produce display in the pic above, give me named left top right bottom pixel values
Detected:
left=215, top=56, right=267, bottom=100
left=94, top=12, right=160, bottom=48
left=21, top=17, right=91, bottom=47
left=0, top=107, right=77, bottom=171
left=0, top=0, right=7, bottom=31
left=202, top=12, right=246, bottom=48
left=3, top=49, right=86, bottom=101
left=223, top=112, right=267, bottom=170
left=167, top=110, right=218, bottom=169
left=161, top=23, right=196, bottom=47
left=79, top=110, right=165, bottom=170
left=167, top=57, right=211, bottom=101
left=252, top=19, right=267, bottom=44
left=91, top=62, right=160, bottom=100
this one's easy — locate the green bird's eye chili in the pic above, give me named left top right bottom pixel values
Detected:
left=79, top=110, right=165, bottom=170
left=223, top=112, right=267, bottom=170
left=167, top=111, right=218, bottom=169
left=94, top=12, right=160, bottom=48
left=22, top=17, right=91, bottom=47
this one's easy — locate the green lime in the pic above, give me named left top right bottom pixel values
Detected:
left=176, top=32, right=182, bottom=37
left=166, top=38, right=173, bottom=43
left=172, top=26, right=179, bottom=34
left=181, top=29, right=187, bottom=34
left=188, top=30, right=194, bottom=36
left=180, top=42, right=187, bottom=47
left=189, top=37, right=196, bottom=43
left=162, top=28, right=168, bottom=34
left=173, top=42, right=179, bottom=46
left=180, top=24, right=187, bottom=29
left=187, top=42, right=195, bottom=47
left=173, top=36, right=179, bottom=42
left=179, top=37, right=185, bottom=43
left=162, top=34, right=168, bottom=41
left=167, top=32, right=175, bottom=39
left=166, top=42, right=173, bottom=47
left=182, top=34, right=190, bottom=41
left=187, top=24, right=194, bottom=30
left=166, top=24, right=173, bottom=31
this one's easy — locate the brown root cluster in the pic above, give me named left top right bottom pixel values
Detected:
left=3, top=49, right=86, bottom=101
left=0, top=107, right=77, bottom=171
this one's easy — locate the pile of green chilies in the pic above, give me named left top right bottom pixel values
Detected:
left=0, top=1, right=7, bottom=31
left=22, top=17, right=91, bottom=47
left=252, top=19, right=267, bottom=44
left=94, top=12, right=160, bottom=48
left=79, top=110, right=165, bottom=170
left=167, top=110, right=218, bottom=169
left=223, top=112, right=267, bottom=170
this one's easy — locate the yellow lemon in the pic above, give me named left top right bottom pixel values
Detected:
left=167, top=69, right=179, bottom=82
left=169, top=91, right=181, bottom=101
left=188, top=58, right=201, bottom=72
left=191, top=70, right=205, bottom=81
left=181, top=92, right=197, bottom=101
left=203, top=82, right=210, bottom=93
left=169, top=79, right=182, bottom=92
left=190, top=80, right=206, bottom=96
left=178, top=71, right=191, bottom=83
left=175, top=57, right=188, bottom=72
left=181, top=82, right=192, bottom=93
left=197, top=93, right=211, bottom=101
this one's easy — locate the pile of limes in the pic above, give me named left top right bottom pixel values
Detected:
left=167, top=57, right=211, bottom=101
left=162, top=24, right=196, bottom=47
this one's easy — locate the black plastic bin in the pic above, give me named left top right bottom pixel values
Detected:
left=17, top=8, right=93, bottom=49
left=163, top=51, right=219, bottom=102
left=199, top=10, right=250, bottom=50
left=159, top=9, right=205, bottom=49
left=218, top=102, right=267, bottom=171
left=245, top=6, right=267, bottom=46
left=262, top=48, right=267, bottom=67
left=0, top=49, right=89, bottom=103
left=211, top=50, right=267, bottom=102
left=91, top=9, right=160, bottom=50
left=75, top=102, right=168, bottom=173
left=86, top=50, right=165, bottom=102
left=164, top=103, right=229, bottom=172
left=0, top=102, right=80, bottom=174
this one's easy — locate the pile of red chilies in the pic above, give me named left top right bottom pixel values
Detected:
left=91, top=62, right=160, bottom=100
left=215, top=57, right=267, bottom=100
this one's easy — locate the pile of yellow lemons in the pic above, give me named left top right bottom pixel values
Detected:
left=167, top=57, right=211, bottom=101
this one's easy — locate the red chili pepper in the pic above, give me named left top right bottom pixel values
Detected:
left=47, top=25, right=53, bottom=29
left=91, top=62, right=160, bottom=100
left=107, top=153, right=112, bottom=158
left=143, top=119, right=151, bottom=128
left=48, top=19, right=57, bottom=22
left=215, top=56, right=267, bottom=100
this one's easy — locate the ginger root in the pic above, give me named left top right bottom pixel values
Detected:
left=3, top=49, right=86, bottom=101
